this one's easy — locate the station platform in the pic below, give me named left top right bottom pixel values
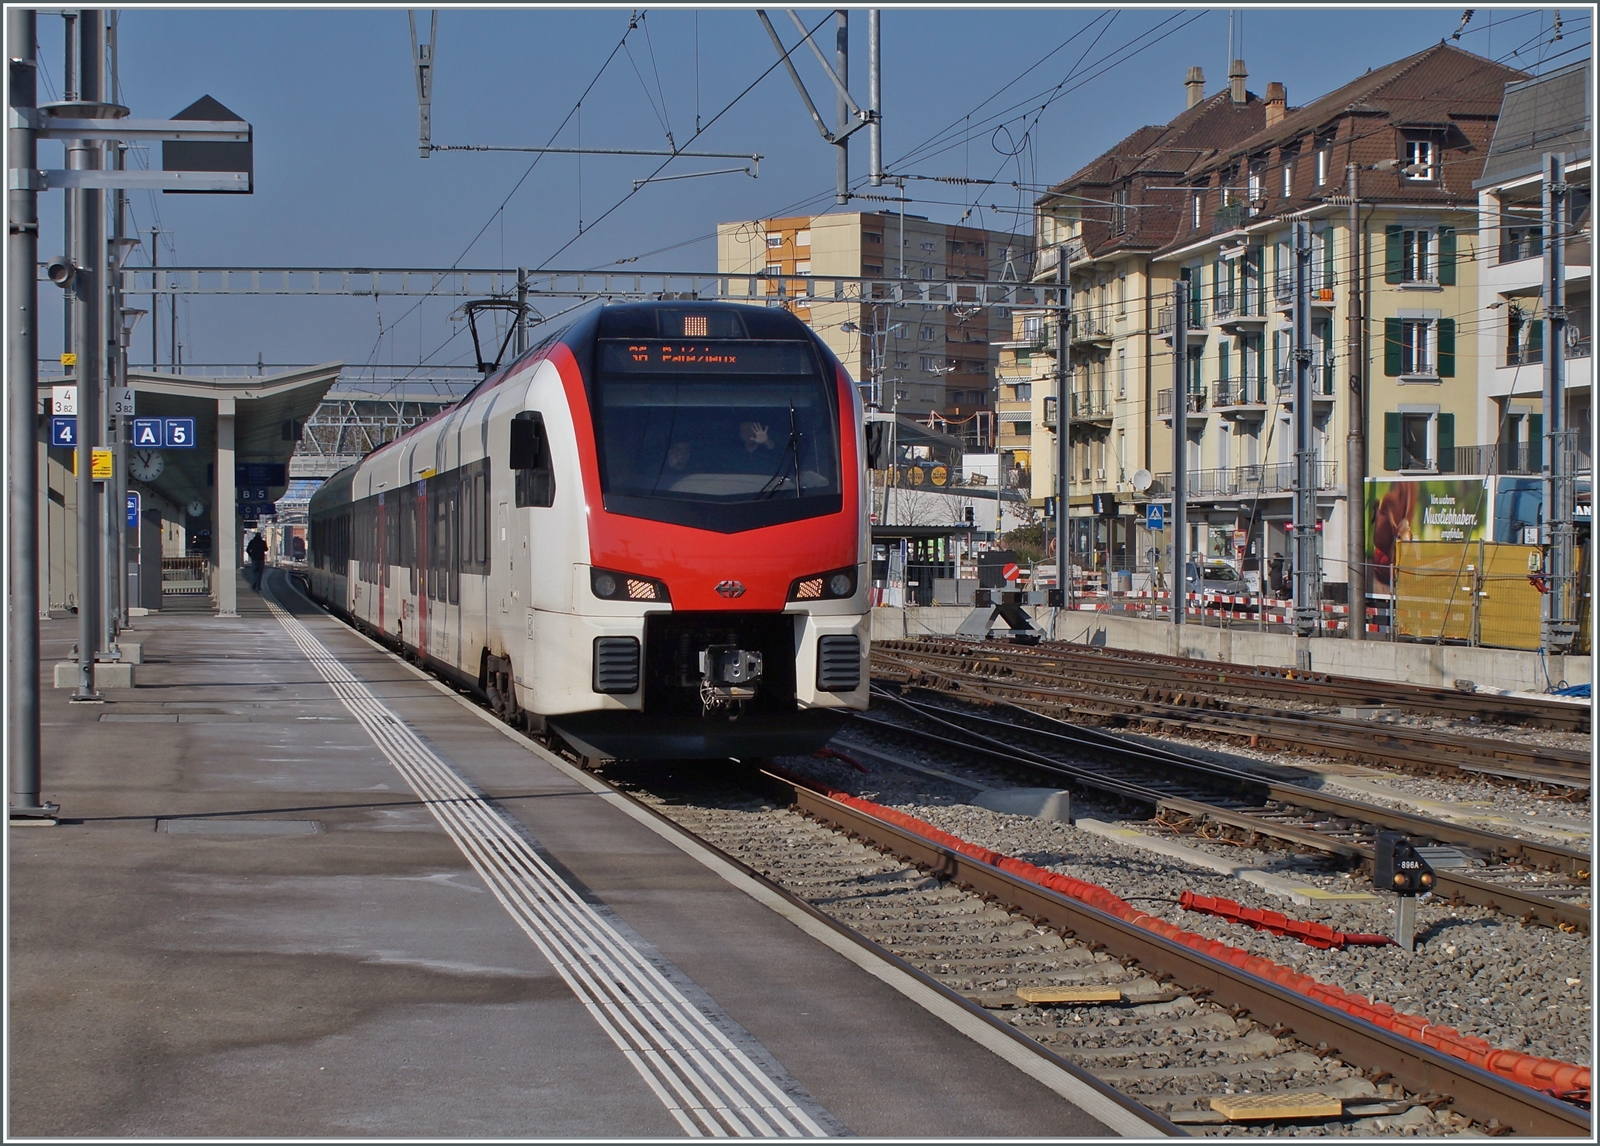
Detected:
left=10, top=569, right=1166, bottom=1138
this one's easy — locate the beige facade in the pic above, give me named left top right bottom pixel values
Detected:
left=716, top=212, right=1029, bottom=439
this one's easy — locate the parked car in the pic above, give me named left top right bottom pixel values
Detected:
left=1185, top=560, right=1249, bottom=596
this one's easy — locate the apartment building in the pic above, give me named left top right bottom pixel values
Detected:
left=716, top=212, right=1029, bottom=440
left=1025, top=44, right=1525, bottom=591
left=1145, top=43, right=1525, bottom=594
left=1472, top=61, right=1591, bottom=500
left=1022, top=63, right=1270, bottom=570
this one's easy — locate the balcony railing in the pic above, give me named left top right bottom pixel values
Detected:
left=1071, top=389, right=1111, bottom=418
left=1070, top=309, right=1111, bottom=342
left=1213, top=376, right=1268, bottom=407
left=1157, top=387, right=1206, bottom=416
left=1273, top=272, right=1336, bottom=305
left=1155, top=461, right=1338, bottom=498
left=1499, top=226, right=1543, bottom=264
left=1450, top=443, right=1540, bottom=476
left=1274, top=363, right=1336, bottom=397
left=1212, top=203, right=1247, bottom=234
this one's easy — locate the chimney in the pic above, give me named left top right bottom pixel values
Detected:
left=1185, top=66, right=1205, bottom=109
left=1229, top=57, right=1247, bottom=105
left=1265, top=82, right=1287, bottom=127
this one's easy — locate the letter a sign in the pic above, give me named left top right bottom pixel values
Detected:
left=132, top=418, right=162, bottom=447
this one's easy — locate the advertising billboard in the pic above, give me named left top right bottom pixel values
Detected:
left=1365, top=477, right=1489, bottom=591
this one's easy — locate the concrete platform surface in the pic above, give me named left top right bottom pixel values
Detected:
left=11, top=571, right=1162, bottom=1138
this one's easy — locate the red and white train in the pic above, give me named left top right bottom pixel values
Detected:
left=306, top=301, right=870, bottom=760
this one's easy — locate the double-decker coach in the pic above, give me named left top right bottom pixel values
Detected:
left=307, top=300, right=869, bottom=760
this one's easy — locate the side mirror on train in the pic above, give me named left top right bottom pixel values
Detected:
left=865, top=420, right=893, bottom=471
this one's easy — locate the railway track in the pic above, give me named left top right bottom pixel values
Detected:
left=601, top=760, right=1589, bottom=1137
left=857, top=687, right=1591, bottom=935
left=873, top=642, right=1591, bottom=792
left=879, top=637, right=1591, bottom=734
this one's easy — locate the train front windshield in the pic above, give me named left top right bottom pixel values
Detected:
left=592, top=339, right=843, bottom=532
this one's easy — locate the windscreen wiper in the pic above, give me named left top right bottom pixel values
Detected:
left=758, top=406, right=804, bottom=499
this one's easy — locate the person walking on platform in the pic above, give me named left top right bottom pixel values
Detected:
left=246, top=531, right=268, bottom=592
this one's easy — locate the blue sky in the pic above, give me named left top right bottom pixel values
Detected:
left=29, top=6, right=1587, bottom=375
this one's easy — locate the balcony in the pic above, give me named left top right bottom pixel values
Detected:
left=1154, top=461, right=1339, bottom=499
left=1070, top=389, right=1113, bottom=420
left=1069, top=308, right=1114, bottom=345
left=1156, top=387, right=1206, bottom=420
left=1212, top=203, right=1247, bottom=235
left=1212, top=376, right=1268, bottom=414
left=1154, top=305, right=1209, bottom=346
left=1499, top=226, right=1543, bottom=265
left=1449, top=442, right=1541, bottom=476
left=1209, top=291, right=1269, bottom=333
left=1274, top=363, right=1336, bottom=399
left=1272, top=272, right=1337, bottom=309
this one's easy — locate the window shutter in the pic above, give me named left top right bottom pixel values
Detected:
left=1531, top=316, right=1544, bottom=355
left=1384, top=412, right=1402, bottom=470
left=1384, top=318, right=1403, bottom=376
left=1436, top=413, right=1455, bottom=468
left=1529, top=412, right=1544, bottom=470
left=1385, top=225, right=1403, bottom=284
left=1438, top=318, right=1456, bottom=376
left=1437, top=226, right=1456, bottom=285
left=1219, top=340, right=1230, bottom=387
left=1322, top=229, right=1335, bottom=286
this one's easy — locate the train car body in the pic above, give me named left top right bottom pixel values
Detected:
left=307, top=301, right=869, bottom=759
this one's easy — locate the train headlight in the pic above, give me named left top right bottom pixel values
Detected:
left=789, top=567, right=857, bottom=602
left=591, top=567, right=670, bottom=603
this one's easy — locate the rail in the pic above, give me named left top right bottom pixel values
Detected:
left=779, top=767, right=1591, bottom=1138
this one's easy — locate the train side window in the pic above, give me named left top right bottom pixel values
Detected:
left=477, top=470, right=490, bottom=563
left=510, top=412, right=555, bottom=508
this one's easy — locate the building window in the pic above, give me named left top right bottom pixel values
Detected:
left=764, top=263, right=782, bottom=276
left=1400, top=319, right=1433, bottom=375
left=1014, top=382, right=1032, bottom=399
left=863, top=263, right=883, bottom=276
left=1113, top=189, right=1129, bottom=233
left=796, top=260, right=811, bottom=275
left=921, top=324, right=939, bottom=341
left=1315, top=137, right=1332, bottom=185
left=1116, top=348, right=1126, bottom=399
left=1401, top=228, right=1432, bottom=283
left=920, top=241, right=936, bottom=251
left=1403, top=137, right=1437, bottom=181
left=766, top=234, right=783, bottom=248
left=1192, top=192, right=1203, bottom=229
left=1281, top=160, right=1295, bottom=198
left=1396, top=411, right=1434, bottom=470
left=919, top=356, right=939, bottom=372
left=796, top=229, right=811, bottom=246
left=1247, top=161, right=1264, bottom=210
left=864, top=232, right=883, bottom=245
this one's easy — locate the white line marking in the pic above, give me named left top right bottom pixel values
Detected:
left=264, top=592, right=827, bottom=1139
left=284, top=597, right=1173, bottom=1140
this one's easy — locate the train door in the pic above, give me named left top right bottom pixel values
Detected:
left=376, top=492, right=387, bottom=635
left=417, top=480, right=429, bottom=660
left=496, top=500, right=510, bottom=614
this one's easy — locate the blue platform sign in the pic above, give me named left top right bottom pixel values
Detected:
left=163, top=417, right=196, bottom=448
left=126, top=491, right=140, bottom=529
left=132, top=417, right=163, bottom=447
left=50, top=416, right=76, bottom=447
left=1146, top=503, right=1166, bottom=530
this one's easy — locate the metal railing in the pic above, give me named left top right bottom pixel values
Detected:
left=1071, top=389, right=1111, bottom=418
left=1450, top=443, right=1538, bottom=475
left=1213, top=376, right=1268, bottom=407
left=1498, top=227, right=1543, bottom=264
left=1070, top=309, right=1111, bottom=341
left=1156, top=387, right=1206, bottom=416
left=161, top=556, right=210, bottom=595
left=1273, top=272, right=1336, bottom=305
left=1274, top=363, right=1336, bottom=397
left=1212, top=204, right=1247, bottom=234
left=1155, top=460, right=1338, bottom=498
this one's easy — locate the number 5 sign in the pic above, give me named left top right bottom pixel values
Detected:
left=163, top=418, right=196, bottom=448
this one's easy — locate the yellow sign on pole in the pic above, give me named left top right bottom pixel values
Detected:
left=70, top=448, right=115, bottom=478
left=60, top=352, right=77, bottom=367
